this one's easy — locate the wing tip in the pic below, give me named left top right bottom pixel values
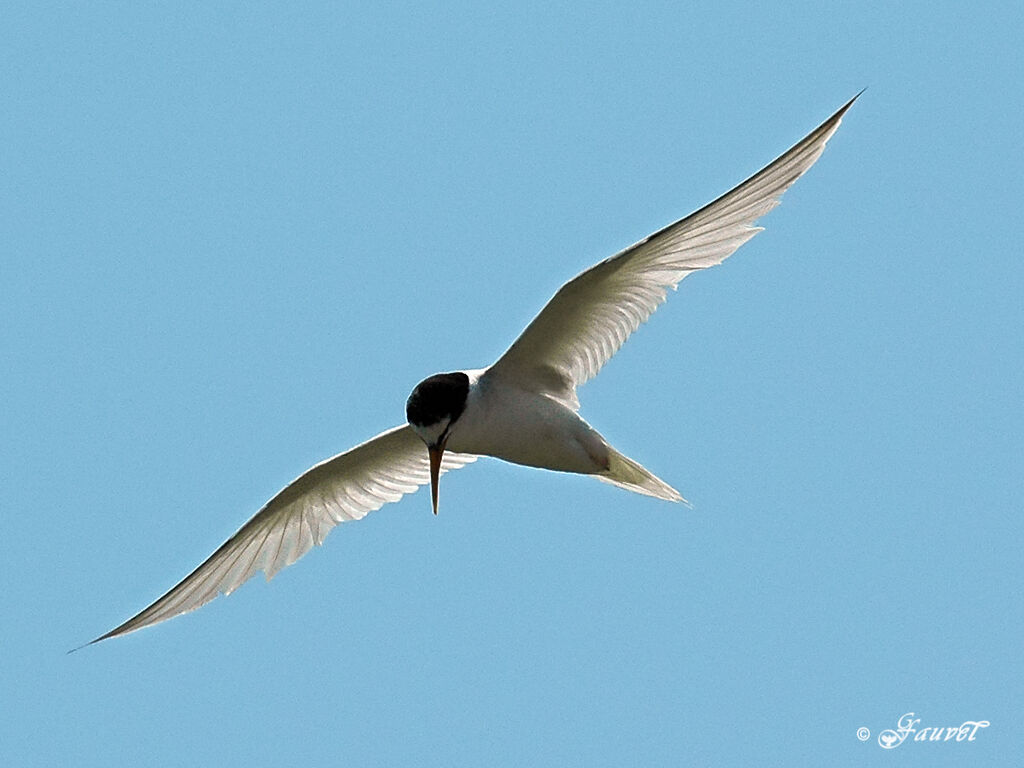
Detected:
left=826, top=89, right=864, bottom=130
left=842, top=88, right=866, bottom=110
left=68, top=625, right=124, bottom=653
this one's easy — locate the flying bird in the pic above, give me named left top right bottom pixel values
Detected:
left=87, top=94, right=858, bottom=646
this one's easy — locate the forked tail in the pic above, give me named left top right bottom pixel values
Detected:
left=596, top=447, right=689, bottom=505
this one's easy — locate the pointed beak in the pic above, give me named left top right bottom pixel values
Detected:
left=428, top=440, right=446, bottom=515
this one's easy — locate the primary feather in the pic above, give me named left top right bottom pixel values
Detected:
left=86, top=426, right=474, bottom=645
left=489, top=94, right=858, bottom=408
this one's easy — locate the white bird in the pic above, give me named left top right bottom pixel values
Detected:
left=87, top=94, right=857, bottom=646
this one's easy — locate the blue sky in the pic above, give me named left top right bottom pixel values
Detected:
left=3, top=2, right=1020, bottom=766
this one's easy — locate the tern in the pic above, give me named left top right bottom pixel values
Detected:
left=87, top=94, right=857, bottom=646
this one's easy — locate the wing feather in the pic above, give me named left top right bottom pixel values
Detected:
left=88, top=424, right=474, bottom=644
left=489, top=95, right=858, bottom=406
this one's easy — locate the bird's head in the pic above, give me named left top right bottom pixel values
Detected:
left=406, top=371, right=470, bottom=515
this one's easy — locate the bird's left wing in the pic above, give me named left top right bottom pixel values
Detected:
left=87, top=425, right=474, bottom=645
left=488, top=94, right=858, bottom=407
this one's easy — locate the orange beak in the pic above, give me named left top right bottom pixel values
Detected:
left=428, top=440, right=446, bottom=515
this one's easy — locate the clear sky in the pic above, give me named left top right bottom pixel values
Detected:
left=3, top=2, right=1020, bottom=766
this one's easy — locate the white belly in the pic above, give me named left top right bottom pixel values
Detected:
left=446, top=377, right=609, bottom=475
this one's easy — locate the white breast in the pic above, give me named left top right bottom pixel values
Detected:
left=446, top=370, right=610, bottom=475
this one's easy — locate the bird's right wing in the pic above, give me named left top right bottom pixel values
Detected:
left=488, top=94, right=858, bottom=408
left=88, top=425, right=474, bottom=645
